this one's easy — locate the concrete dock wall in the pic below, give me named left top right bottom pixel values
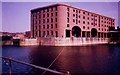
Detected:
left=40, top=37, right=109, bottom=46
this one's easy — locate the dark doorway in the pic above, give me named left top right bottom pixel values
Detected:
left=66, top=30, right=70, bottom=37
left=91, top=28, right=97, bottom=37
left=72, top=26, right=81, bottom=37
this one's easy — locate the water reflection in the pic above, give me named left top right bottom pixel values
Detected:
left=2, top=45, right=120, bottom=74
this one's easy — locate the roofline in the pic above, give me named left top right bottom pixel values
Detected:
left=31, top=3, right=115, bottom=20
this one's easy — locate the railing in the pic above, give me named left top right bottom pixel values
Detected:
left=1, top=57, right=70, bottom=75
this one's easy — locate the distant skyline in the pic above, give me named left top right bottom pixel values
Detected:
left=2, top=2, right=119, bottom=32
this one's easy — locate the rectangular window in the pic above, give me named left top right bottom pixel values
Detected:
left=88, top=22, right=89, bottom=25
left=43, top=14, right=45, bottom=18
left=83, top=21, right=85, bottom=24
left=51, top=8, right=53, bottom=11
left=43, top=25, right=45, bottom=29
left=83, top=12, right=85, bottom=14
left=76, top=19, right=77, bottom=24
left=51, top=18, right=53, bottom=23
left=47, top=13, right=49, bottom=17
left=43, top=19, right=45, bottom=23
left=47, top=25, right=49, bottom=29
left=67, top=12, right=69, bottom=17
left=56, top=31, right=58, bottom=37
left=82, top=31, right=85, bottom=37
left=83, top=16, right=85, bottom=19
left=67, top=18, right=69, bottom=23
left=51, top=31, right=53, bottom=35
left=67, top=24, right=69, bottom=27
left=47, top=19, right=49, bottom=23
left=67, top=8, right=69, bottom=11
left=83, top=26, right=85, bottom=29
left=55, top=18, right=57, bottom=22
left=56, top=12, right=57, bottom=16
left=55, top=24, right=57, bottom=28
left=51, top=24, right=53, bottom=28
left=51, top=13, right=53, bottom=16
left=73, top=19, right=75, bottom=22
left=73, top=14, right=75, bottom=17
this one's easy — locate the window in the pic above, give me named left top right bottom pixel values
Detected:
left=43, top=19, right=45, bottom=23
left=51, top=24, right=53, bottom=28
left=67, top=24, right=69, bottom=27
left=47, top=19, right=49, bottom=23
left=83, top=26, right=85, bottom=29
left=51, top=13, right=53, bottom=16
left=91, top=14, right=93, bottom=16
left=56, top=31, right=58, bottom=37
left=56, top=12, right=57, bottom=16
left=79, top=20, right=80, bottom=23
left=91, top=18, right=93, bottom=20
left=88, top=22, right=89, bottom=25
left=91, top=23, right=93, bottom=25
left=47, top=25, right=49, bottom=29
left=83, top=16, right=85, bottom=19
left=67, top=8, right=69, bottom=11
left=76, top=19, right=78, bottom=24
left=73, top=14, right=75, bottom=17
left=55, top=18, right=57, bottom=22
left=43, top=25, right=45, bottom=29
left=87, top=17, right=89, bottom=20
left=39, top=15, right=41, bottom=18
left=76, top=10, right=78, bottom=13
left=88, top=13, right=89, bottom=15
left=79, top=10, right=80, bottom=13
left=79, top=15, right=80, bottom=18
left=67, top=18, right=69, bottom=23
left=43, top=10, right=45, bottom=12
left=51, top=18, right=53, bottom=23
left=51, top=8, right=53, bottom=11
left=83, top=21, right=85, bottom=24
left=55, top=24, right=57, bottom=28
left=73, top=19, right=75, bottom=22
left=51, top=31, right=53, bottom=35
left=67, top=12, right=69, bottom=17
left=83, top=12, right=85, bottom=14
left=43, top=14, right=45, bottom=18
left=88, top=27, right=89, bottom=29
left=47, top=13, right=49, bottom=17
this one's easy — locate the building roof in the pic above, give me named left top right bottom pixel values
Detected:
left=31, top=3, right=114, bottom=20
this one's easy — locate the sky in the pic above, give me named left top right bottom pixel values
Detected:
left=1, top=1, right=119, bottom=32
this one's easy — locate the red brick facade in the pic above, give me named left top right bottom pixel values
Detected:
left=31, top=4, right=115, bottom=39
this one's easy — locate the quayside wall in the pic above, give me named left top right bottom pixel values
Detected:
left=20, top=38, right=109, bottom=46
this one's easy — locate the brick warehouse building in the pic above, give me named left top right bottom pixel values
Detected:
left=30, top=3, right=115, bottom=46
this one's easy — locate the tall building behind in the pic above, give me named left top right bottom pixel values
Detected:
left=31, top=3, right=115, bottom=39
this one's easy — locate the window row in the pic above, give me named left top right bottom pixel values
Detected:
left=33, top=18, right=57, bottom=24
left=42, top=24, right=57, bottom=29
left=42, top=31, right=58, bottom=37
left=33, top=7, right=57, bottom=14
left=33, top=12, right=57, bottom=19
